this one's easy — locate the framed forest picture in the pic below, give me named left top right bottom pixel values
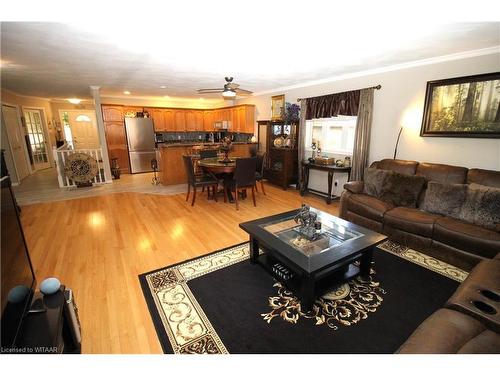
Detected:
left=420, top=72, right=500, bottom=138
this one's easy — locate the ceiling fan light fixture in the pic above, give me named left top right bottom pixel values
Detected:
left=222, top=89, right=236, bottom=98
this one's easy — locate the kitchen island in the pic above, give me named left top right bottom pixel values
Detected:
left=157, top=142, right=257, bottom=185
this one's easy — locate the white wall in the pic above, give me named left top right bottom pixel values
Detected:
left=237, top=51, right=500, bottom=195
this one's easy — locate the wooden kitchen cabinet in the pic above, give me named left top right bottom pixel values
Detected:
left=164, top=109, right=175, bottom=131
left=213, top=109, right=222, bottom=122
left=230, top=107, right=240, bottom=132
left=174, top=110, right=186, bottom=131
left=102, top=106, right=124, bottom=122
left=185, top=110, right=196, bottom=131
left=203, top=110, right=214, bottom=131
left=104, top=120, right=130, bottom=174
left=122, top=106, right=143, bottom=117
left=151, top=108, right=166, bottom=131
left=194, top=111, right=204, bottom=131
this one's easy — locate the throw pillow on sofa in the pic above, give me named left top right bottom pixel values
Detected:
left=458, top=183, right=500, bottom=231
left=363, top=167, right=426, bottom=208
left=363, top=167, right=390, bottom=197
left=378, top=172, right=427, bottom=208
left=421, top=181, right=468, bottom=217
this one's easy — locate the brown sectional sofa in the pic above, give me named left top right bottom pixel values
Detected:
left=339, top=159, right=500, bottom=271
left=397, top=255, right=500, bottom=353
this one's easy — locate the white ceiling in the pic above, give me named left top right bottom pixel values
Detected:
left=1, top=20, right=499, bottom=101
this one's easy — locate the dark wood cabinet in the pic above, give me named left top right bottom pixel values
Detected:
left=264, top=121, right=299, bottom=190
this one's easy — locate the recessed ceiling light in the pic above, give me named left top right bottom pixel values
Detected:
left=67, top=98, right=81, bottom=104
left=160, top=86, right=166, bottom=89
left=123, top=91, right=131, bottom=95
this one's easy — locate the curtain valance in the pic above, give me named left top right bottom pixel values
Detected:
left=305, top=90, right=360, bottom=120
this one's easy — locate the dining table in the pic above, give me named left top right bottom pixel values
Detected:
left=198, top=157, right=240, bottom=203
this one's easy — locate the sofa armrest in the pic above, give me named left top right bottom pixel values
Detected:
left=344, top=181, right=364, bottom=194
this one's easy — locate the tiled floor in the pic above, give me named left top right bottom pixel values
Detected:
left=13, top=167, right=187, bottom=206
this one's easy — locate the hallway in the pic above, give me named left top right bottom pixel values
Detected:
left=13, top=168, right=187, bottom=206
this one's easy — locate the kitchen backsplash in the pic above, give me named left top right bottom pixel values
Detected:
left=156, top=131, right=253, bottom=143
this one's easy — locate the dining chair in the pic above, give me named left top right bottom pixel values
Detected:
left=182, top=155, right=220, bottom=206
left=255, top=153, right=267, bottom=195
left=228, top=157, right=257, bottom=210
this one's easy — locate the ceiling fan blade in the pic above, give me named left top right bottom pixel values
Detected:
left=197, top=88, right=224, bottom=93
left=235, top=88, right=253, bottom=94
left=227, top=82, right=240, bottom=89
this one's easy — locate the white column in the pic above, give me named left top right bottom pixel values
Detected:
left=90, top=86, right=113, bottom=183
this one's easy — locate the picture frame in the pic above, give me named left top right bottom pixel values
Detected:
left=271, top=94, right=285, bottom=121
left=420, top=72, right=500, bottom=138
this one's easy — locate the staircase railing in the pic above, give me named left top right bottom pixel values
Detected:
left=52, top=146, right=109, bottom=188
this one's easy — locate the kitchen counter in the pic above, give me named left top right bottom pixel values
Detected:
left=157, top=141, right=257, bottom=148
left=157, top=142, right=257, bottom=185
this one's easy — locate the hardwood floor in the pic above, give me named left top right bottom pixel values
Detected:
left=19, top=183, right=339, bottom=353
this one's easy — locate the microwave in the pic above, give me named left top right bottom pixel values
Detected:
left=214, top=120, right=230, bottom=130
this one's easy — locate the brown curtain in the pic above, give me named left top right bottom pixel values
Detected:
left=297, top=99, right=307, bottom=188
left=306, top=90, right=360, bottom=120
left=350, top=88, right=374, bottom=181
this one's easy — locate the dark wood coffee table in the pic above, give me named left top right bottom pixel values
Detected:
left=239, top=208, right=387, bottom=311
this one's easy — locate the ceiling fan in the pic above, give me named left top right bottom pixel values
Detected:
left=197, top=77, right=253, bottom=99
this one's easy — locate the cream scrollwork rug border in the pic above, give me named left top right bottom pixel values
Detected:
left=142, top=240, right=466, bottom=354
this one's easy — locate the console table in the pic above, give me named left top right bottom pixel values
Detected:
left=300, top=161, right=351, bottom=204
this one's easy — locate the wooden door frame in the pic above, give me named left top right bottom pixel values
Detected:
left=22, top=106, right=55, bottom=168
left=1, top=102, right=34, bottom=179
left=59, top=109, right=99, bottom=149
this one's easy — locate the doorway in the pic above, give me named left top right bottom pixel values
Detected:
left=61, top=110, right=99, bottom=149
left=1, top=104, right=31, bottom=181
left=23, top=109, right=51, bottom=170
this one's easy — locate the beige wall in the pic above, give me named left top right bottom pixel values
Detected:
left=236, top=51, right=500, bottom=172
left=1, top=89, right=56, bottom=146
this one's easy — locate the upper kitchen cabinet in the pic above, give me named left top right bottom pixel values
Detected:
left=203, top=110, right=214, bottom=131
left=102, top=106, right=124, bottom=122
left=194, top=111, right=204, bottom=131
left=163, top=109, right=175, bottom=131
left=150, top=108, right=166, bottom=131
left=122, top=106, right=144, bottom=117
left=213, top=109, right=222, bottom=122
left=174, top=110, right=186, bottom=131
left=185, top=110, right=196, bottom=131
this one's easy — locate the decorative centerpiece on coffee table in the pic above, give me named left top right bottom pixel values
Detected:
left=219, top=136, right=233, bottom=163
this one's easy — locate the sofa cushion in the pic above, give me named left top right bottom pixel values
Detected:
left=458, top=183, right=500, bottom=231
left=416, top=162, right=468, bottom=184
left=344, top=181, right=364, bottom=194
left=346, top=193, right=393, bottom=222
left=467, top=168, right=500, bottom=188
left=397, top=308, right=500, bottom=354
left=433, top=217, right=500, bottom=259
left=371, top=159, right=418, bottom=175
left=420, top=181, right=467, bottom=216
left=378, top=172, right=426, bottom=208
left=384, top=207, right=442, bottom=237
left=363, top=168, right=389, bottom=197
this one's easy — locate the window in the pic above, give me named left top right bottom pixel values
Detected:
left=305, top=116, right=357, bottom=155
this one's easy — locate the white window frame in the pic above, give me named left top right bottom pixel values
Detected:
left=304, top=116, right=357, bottom=155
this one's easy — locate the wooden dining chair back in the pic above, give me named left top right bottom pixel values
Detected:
left=231, top=157, right=257, bottom=210
left=199, top=149, right=218, bottom=159
left=255, top=153, right=267, bottom=195
left=182, top=155, right=219, bottom=206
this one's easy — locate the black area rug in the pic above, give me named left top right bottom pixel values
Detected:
left=139, top=241, right=467, bottom=354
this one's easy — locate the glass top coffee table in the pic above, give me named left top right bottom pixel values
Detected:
left=239, top=207, right=387, bottom=311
